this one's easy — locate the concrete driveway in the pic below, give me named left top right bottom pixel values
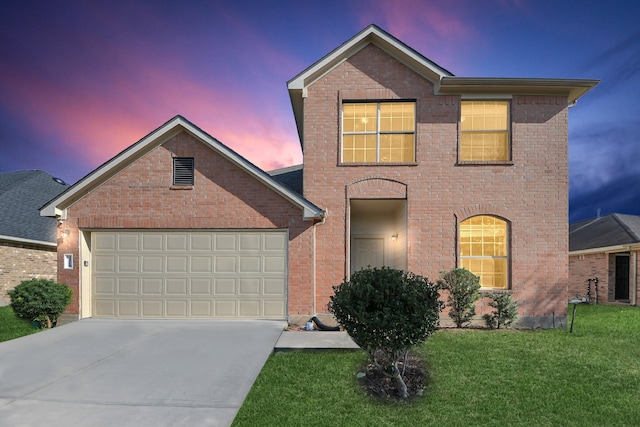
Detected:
left=0, top=319, right=286, bottom=427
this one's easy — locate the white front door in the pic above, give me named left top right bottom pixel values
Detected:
left=352, top=237, right=385, bottom=272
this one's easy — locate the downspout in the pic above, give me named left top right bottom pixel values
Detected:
left=631, top=247, right=638, bottom=306
left=312, top=211, right=327, bottom=315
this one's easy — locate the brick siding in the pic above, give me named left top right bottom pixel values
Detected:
left=303, top=44, right=570, bottom=327
left=0, top=241, right=57, bottom=301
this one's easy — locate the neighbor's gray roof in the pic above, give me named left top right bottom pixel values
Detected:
left=268, top=164, right=303, bottom=196
left=0, top=170, right=70, bottom=244
left=569, top=213, right=640, bottom=252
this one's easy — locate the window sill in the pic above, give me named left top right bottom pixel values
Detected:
left=339, top=162, right=419, bottom=167
left=456, top=161, right=514, bottom=166
left=170, top=185, right=193, bottom=190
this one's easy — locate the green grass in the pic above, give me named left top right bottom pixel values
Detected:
left=233, top=305, right=640, bottom=426
left=0, top=306, right=39, bottom=342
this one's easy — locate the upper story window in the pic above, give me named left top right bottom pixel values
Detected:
left=460, top=101, right=510, bottom=162
left=459, top=215, right=509, bottom=289
left=173, top=157, right=194, bottom=186
left=342, top=101, right=415, bottom=163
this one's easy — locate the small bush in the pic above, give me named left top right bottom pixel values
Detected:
left=329, top=267, right=442, bottom=399
left=8, top=278, right=72, bottom=328
left=483, top=292, right=518, bottom=329
left=437, top=268, right=481, bottom=328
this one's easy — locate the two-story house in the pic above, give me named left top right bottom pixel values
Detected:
left=42, top=25, right=597, bottom=327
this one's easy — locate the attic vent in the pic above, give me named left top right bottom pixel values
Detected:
left=173, top=157, right=194, bottom=186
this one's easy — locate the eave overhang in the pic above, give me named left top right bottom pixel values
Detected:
left=438, top=77, right=599, bottom=104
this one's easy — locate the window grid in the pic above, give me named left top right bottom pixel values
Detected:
left=460, top=101, right=510, bottom=162
left=342, top=102, right=415, bottom=163
left=459, top=216, right=508, bottom=289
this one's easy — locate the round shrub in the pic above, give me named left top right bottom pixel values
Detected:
left=437, top=268, right=481, bottom=328
left=329, top=267, right=442, bottom=399
left=8, top=278, right=72, bottom=328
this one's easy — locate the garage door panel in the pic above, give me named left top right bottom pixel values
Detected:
left=142, top=256, right=163, bottom=272
left=215, top=234, right=236, bottom=251
left=117, top=278, right=138, bottom=295
left=166, top=234, right=188, bottom=251
left=141, top=278, right=163, bottom=295
left=166, top=256, right=188, bottom=273
left=95, top=278, right=116, bottom=295
left=264, top=300, right=286, bottom=317
left=191, top=300, right=212, bottom=317
left=239, top=234, right=261, bottom=251
left=264, top=278, right=286, bottom=295
left=191, top=256, right=212, bottom=273
left=264, top=256, right=286, bottom=273
left=191, top=278, right=212, bottom=295
left=121, top=300, right=141, bottom=317
left=92, top=231, right=287, bottom=319
left=94, top=255, right=116, bottom=273
left=118, top=234, right=139, bottom=251
left=166, top=279, right=188, bottom=295
left=166, top=300, right=188, bottom=317
left=214, top=278, right=236, bottom=295
left=239, top=278, right=260, bottom=295
left=214, top=300, right=236, bottom=317
left=239, top=256, right=261, bottom=273
left=118, top=256, right=139, bottom=273
left=94, top=300, right=116, bottom=316
left=142, top=234, right=163, bottom=251
left=214, top=257, right=236, bottom=273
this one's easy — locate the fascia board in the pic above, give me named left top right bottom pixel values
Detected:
left=569, top=245, right=636, bottom=255
left=179, top=121, right=325, bottom=221
left=288, top=25, right=452, bottom=92
left=40, top=116, right=185, bottom=218
left=439, top=77, right=599, bottom=103
left=0, top=234, right=57, bottom=247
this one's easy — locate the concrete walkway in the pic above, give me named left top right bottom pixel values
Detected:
left=0, top=319, right=286, bottom=427
left=275, top=330, right=359, bottom=350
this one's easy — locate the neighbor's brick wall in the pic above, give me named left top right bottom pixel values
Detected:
left=0, top=241, right=57, bottom=300
left=57, top=132, right=316, bottom=316
left=303, top=44, right=570, bottom=326
left=568, top=252, right=608, bottom=301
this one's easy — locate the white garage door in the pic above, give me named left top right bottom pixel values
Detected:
left=91, top=231, right=287, bottom=318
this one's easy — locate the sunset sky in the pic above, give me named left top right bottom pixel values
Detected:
left=1, top=0, right=638, bottom=221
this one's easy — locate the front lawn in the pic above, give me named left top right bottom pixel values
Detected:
left=233, top=304, right=640, bottom=426
left=0, top=306, right=39, bottom=342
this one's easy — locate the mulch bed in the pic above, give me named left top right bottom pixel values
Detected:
left=358, top=353, right=427, bottom=401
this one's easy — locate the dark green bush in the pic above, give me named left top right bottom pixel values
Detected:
left=437, top=268, right=481, bottom=328
left=8, top=278, right=72, bottom=328
left=483, top=292, right=519, bottom=329
left=329, top=267, right=442, bottom=399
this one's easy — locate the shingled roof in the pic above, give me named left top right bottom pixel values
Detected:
left=0, top=170, right=70, bottom=245
left=569, top=213, right=640, bottom=252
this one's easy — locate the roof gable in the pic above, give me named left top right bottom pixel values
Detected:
left=0, top=170, right=69, bottom=244
left=40, top=116, right=324, bottom=221
left=287, top=24, right=454, bottom=147
left=569, top=213, right=640, bottom=252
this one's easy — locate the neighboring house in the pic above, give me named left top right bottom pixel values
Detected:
left=569, top=213, right=640, bottom=305
left=0, top=170, right=70, bottom=302
left=41, top=25, right=597, bottom=327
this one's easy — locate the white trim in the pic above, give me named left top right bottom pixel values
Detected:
left=0, top=234, right=56, bottom=248
left=570, top=244, right=640, bottom=255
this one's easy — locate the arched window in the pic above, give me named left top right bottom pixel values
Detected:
left=459, top=216, right=509, bottom=289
